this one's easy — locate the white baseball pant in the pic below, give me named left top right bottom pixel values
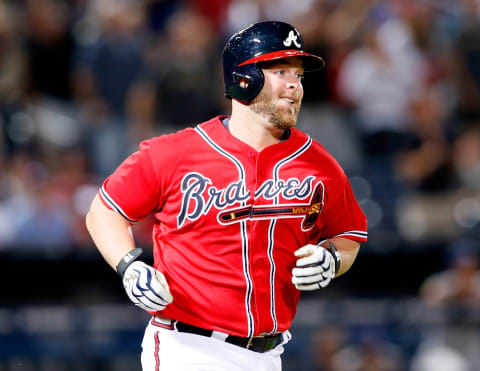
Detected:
left=140, top=317, right=290, bottom=371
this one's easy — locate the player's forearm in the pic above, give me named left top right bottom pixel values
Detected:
left=86, top=193, right=137, bottom=271
left=323, top=237, right=360, bottom=276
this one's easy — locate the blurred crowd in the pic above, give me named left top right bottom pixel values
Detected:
left=0, top=0, right=480, bottom=250
left=0, top=1, right=480, bottom=370
left=303, top=237, right=480, bottom=371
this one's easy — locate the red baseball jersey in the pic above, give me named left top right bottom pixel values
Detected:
left=99, top=116, right=367, bottom=337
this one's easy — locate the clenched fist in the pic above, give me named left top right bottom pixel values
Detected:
left=292, top=242, right=340, bottom=291
left=123, top=261, right=173, bottom=312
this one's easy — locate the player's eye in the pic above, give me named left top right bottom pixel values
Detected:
left=275, top=69, right=286, bottom=76
left=296, top=73, right=304, bottom=80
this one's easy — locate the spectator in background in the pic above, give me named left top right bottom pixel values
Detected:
left=452, top=125, right=480, bottom=194
left=392, top=0, right=480, bottom=243
left=189, top=0, right=230, bottom=33
left=333, top=337, right=406, bottom=371
left=0, top=148, right=98, bottom=248
left=300, top=0, right=373, bottom=106
left=144, top=4, right=224, bottom=131
left=455, top=0, right=480, bottom=121
left=0, top=0, right=28, bottom=156
left=0, top=1, right=25, bottom=102
left=311, top=325, right=345, bottom=371
left=393, top=88, right=460, bottom=243
left=336, top=15, right=428, bottom=233
left=0, top=153, right=36, bottom=246
left=310, top=324, right=406, bottom=371
left=293, top=3, right=370, bottom=176
left=13, top=179, right=73, bottom=248
left=23, top=0, right=75, bottom=102
left=420, top=239, right=480, bottom=306
left=394, top=90, right=454, bottom=194
left=337, top=17, right=426, bottom=156
left=415, top=238, right=480, bottom=370
left=72, top=0, right=150, bottom=176
left=411, top=339, right=471, bottom=371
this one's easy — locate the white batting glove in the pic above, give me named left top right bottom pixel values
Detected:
left=122, top=261, right=173, bottom=312
left=292, top=243, right=340, bottom=291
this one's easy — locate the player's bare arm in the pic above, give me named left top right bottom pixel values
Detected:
left=324, top=237, right=360, bottom=276
left=86, top=194, right=173, bottom=312
left=86, top=193, right=136, bottom=270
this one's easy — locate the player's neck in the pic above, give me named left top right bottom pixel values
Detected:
left=229, top=101, right=284, bottom=151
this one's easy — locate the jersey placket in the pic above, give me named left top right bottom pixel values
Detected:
left=249, top=149, right=280, bottom=336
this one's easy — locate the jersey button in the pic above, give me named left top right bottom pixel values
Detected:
left=249, top=152, right=256, bottom=159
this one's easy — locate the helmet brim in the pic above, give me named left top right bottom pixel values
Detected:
left=237, top=50, right=325, bottom=71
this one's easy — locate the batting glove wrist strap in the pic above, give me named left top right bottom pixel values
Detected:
left=327, top=241, right=341, bottom=275
left=116, top=248, right=144, bottom=278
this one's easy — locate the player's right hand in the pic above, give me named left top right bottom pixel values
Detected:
left=122, top=261, right=173, bottom=312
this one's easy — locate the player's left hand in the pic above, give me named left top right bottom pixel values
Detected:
left=292, top=244, right=339, bottom=291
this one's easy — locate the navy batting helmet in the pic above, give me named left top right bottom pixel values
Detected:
left=222, top=21, right=325, bottom=102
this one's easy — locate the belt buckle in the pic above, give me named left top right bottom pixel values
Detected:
left=247, top=335, right=269, bottom=352
left=246, top=336, right=254, bottom=349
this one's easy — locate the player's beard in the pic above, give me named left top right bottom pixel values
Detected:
left=249, top=89, right=300, bottom=130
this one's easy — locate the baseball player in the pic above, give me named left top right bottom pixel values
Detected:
left=86, top=21, right=367, bottom=371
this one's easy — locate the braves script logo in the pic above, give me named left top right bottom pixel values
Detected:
left=177, top=172, right=324, bottom=230
left=283, top=30, right=301, bottom=48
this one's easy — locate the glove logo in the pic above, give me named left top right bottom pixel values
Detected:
left=124, top=253, right=134, bottom=263
left=283, top=30, right=301, bottom=48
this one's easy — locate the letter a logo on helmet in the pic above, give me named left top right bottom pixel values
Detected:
left=222, top=21, right=325, bottom=102
left=283, top=30, right=302, bottom=48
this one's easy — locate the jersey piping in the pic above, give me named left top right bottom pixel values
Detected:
left=334, top=230, right=368, bottom=239
left=267, top=135, right=313, bottom=333
left=100, top=185, right=138, bottom=224
left=194, top=125, right=255, bottom=337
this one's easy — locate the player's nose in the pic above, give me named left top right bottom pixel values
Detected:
left=285, top=73, right=302, bottom=89
left=285, top=78, right=303, bottom=100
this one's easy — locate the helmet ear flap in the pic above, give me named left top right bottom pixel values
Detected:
left=232, top=71, right=250, bottom=86
left=226, top=65, right=264, bottom=102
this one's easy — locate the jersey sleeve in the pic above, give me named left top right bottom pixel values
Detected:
left=318, top=175, right=368, bottom=242
left=99, top=139, right=162, bottom=223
